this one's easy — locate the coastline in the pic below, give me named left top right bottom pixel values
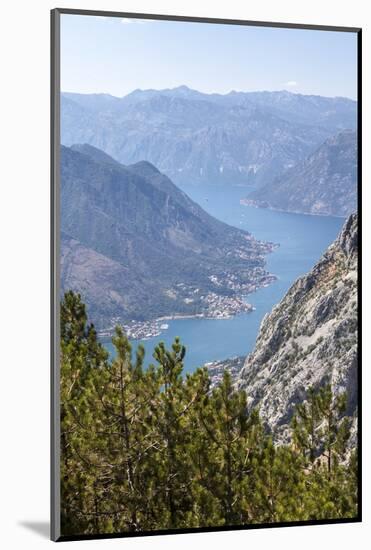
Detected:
left=240, top=198, right=347, bottom=219
left=98, top=290, right=266, bottom=343
left=98, top=307, right=255, bottom=343
left=96, top=212, right=344, bottom=371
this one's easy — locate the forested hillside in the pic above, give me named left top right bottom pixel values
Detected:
left=61, top=145, right=275, bottom=330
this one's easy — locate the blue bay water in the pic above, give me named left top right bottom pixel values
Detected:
left=105, top=184, right=343, bottom=374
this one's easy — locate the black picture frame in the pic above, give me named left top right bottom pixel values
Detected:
left=51, top=7, right=362, bottom=542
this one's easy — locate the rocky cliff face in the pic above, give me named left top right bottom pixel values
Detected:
left=247, top=131, right=357, bottom=217
left=237, top=214, right=358, bottom=442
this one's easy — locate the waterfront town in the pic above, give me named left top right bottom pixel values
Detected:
left=98, top=290, right=257, bottom=341
left=206, top=356, right=245, bottom=389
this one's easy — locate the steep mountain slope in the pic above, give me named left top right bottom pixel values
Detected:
left=60, top=233, right=154, bottom=327
left=61, top=88, right=356, bottom=188
left=61, top=145, right=275, bottom=329
left=246, top=131, right=357, bottom=217
left=237, top=213, right=358, bottom=441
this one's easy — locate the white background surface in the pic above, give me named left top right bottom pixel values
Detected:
left=0, top=0, right=369, bottom=547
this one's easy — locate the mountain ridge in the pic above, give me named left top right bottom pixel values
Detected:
left=244, top=130, right=357, bottom=217
left=61, top=87, right=356, bottom=188
left=61, top=145, right=276, bottom=329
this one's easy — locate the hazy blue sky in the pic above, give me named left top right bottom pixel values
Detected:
left=61, top=14, right=358, bottom=99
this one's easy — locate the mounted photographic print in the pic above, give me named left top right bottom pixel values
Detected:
left=51, top=8, right=361, bottom=541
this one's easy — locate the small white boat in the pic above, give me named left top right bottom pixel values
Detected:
left=160, top=323, right=169, bottom=330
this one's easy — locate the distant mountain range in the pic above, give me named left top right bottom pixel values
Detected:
left=61, top=144, right=275, bottom=329
left=237, top=213, right=358, bottom=443
left=61, top=86, right=356, bottom=187
left=244, top=130, right=357, bottom=217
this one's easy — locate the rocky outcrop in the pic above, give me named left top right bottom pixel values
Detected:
left=237, top=214, right=358, bottom=442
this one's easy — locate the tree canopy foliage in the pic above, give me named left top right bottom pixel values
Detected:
left=60, top=291, right=358, bottom=536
